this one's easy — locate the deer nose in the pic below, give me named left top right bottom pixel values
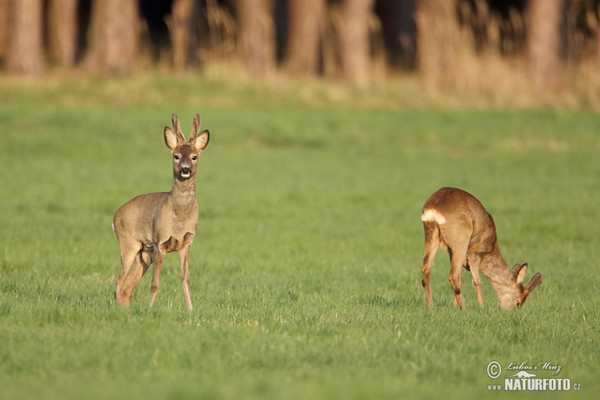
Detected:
left=180, top=167, right=191, bottom=175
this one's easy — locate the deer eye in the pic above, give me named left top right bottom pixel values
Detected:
left=192, top=155, right=198, bottom=161
left=516, top=300, right=521, bottom=307
left=174, top=154, right=180, bottom=160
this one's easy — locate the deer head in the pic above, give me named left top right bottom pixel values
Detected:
left=499, top=263, right=543, bottom=309
left=164, top=113, right=209, bottom=181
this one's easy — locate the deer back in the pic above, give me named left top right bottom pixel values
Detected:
left=422, top=187, right=498, bottom=255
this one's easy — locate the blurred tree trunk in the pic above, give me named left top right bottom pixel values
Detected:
left=526, top=0, right=562, bottom=88
left=85, top=0, right=139, bottom=73
left=284, top=0, right=325, bottom=76
left=415, top=0, right=459, bottom=86
left=237, top=0, right=274, bottom=76
left=48, top=0, right=78, bottom=67
left=5, top=0, right=44, bottom=75
left=168, top=0, right=195, bottom=70
left=336, top=0, right=375, bottom=84
left=0, top=1, right=8, bottom=61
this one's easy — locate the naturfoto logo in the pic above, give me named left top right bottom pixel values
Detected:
left=486, top=360, right=582, bottom=391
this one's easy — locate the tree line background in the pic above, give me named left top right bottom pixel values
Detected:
left=1, top=0, right=599, bottom=93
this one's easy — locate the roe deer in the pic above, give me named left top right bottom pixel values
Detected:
left=420, top=187, right=542, bottom=309
left=113, top=113, right=209, bottom=311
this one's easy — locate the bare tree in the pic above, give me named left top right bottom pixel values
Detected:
left=597, top=3, right=600, bottom=64
left=598, top=4, right=600, bottom=64
left=5, top=0, right=44, bottom=75
left=85, top=0, right=139, bottom=73
left=526, top=0, right=563, bottom=87
left=205, top=0, right=237, bottom=63
left=48, top=0, right=79, bottom=67
left=415, top=0, right=460, bottom=86
left=168, top=0, right=195, bottom=70
left=237, top=0, right=275, bottom=76
left=335, top=0, right=375, bottom=84
left=284, top=0, right=325, bottom=76
left=0, top=1, right=8, bottom=61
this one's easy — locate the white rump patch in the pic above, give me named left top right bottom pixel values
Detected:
left=421, top=208, right=446, bottom=224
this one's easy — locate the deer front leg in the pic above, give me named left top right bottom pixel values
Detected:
left=178, top=245, right=193, bottom=312
left=467, top=255, right=483, bottom=307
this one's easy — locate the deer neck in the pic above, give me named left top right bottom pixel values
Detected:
left=480, top=244, right=519, bottom=301
left=170, top=176, right=197, bottom=210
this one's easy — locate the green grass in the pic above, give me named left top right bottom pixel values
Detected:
left=0, top=75, right=599, bottom=399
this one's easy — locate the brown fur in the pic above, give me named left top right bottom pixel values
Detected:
left=420, top=187, right=542, bottom=309
left=113, top=113, right=209, bottom=311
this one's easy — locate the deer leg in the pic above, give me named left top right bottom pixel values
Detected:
left=467, top=254, right=483, bottom=306
left=421, top=222, right=440, bottom=308
left=115, top=240, right=142, bottom=305
left=140, top=248, right=154, bottom=277
left=178, top=245, right=193, bottom=312
left=148, top=249, right=165, bottom=308
left=120, top=248, right=154, bottom=305
left=447, top=241, right=468, bottom=309
left=120, top=252, right=147, bottom=306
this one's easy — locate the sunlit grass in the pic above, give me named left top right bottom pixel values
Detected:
left=0, top=76, right=598, bottom=399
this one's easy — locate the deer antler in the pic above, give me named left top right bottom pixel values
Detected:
left=190, top=113, right=202, bottom=141
left=171, top=113, right=185, bottom=142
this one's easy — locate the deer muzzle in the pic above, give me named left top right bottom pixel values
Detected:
left=179, top=167, right=192, bottom=179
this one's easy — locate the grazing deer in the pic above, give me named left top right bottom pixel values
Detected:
left=420, top=187, right=542, bottom=309
left=112, top=113, right=209, bottom=311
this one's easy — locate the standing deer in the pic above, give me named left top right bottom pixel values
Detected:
left=113, top=113, right=210, bottom=311
left=420, top=187, right=542, bottom=309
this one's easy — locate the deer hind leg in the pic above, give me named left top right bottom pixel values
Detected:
left=120, top=247, right=154, bottom=306
left=447, top=239, right=469, bottom=309
left=467, top=254, right=483, bottom=306
left=119, top=252, right=146, bottom=306
left=115, top=239, right=142, bottom=306
left=421, top=222, right=440, bottom=308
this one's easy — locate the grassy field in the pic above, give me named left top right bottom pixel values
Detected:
left=0, top=75, right=599, bottom=399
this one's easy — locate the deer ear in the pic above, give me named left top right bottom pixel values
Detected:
left=513, top=263, right=528, bottom=284
left=193, top=130, right=209, bottom=151
left=164, top=126, right=182, bottom=150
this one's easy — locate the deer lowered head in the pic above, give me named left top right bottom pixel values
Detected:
left=492, top=262, right=543, bottom=309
